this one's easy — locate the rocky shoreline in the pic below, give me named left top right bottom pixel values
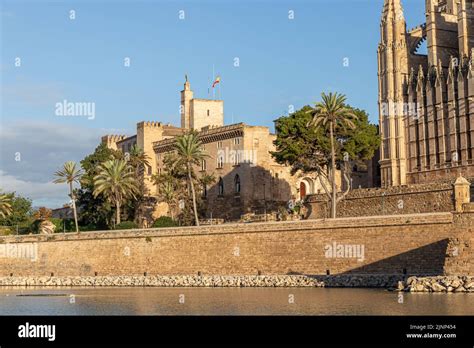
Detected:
left=396, top=276, right=474, bottom=292
left=0, top=275, right=472, bottom=291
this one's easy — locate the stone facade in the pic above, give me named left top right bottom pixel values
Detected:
left=0, top=212, right=472, bottom=277
left=101, top=79, right=331, bottom=222
left=378, top=0, right=474, bottom=187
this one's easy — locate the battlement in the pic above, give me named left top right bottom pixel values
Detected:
left=137, top=121, right=164, bottom=129
left=101, top=134, right=126, bottom=143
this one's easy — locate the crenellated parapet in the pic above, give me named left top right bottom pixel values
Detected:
left=101, top=134, right=127, bottom=150
left=137, top=121, right=164, bottom=129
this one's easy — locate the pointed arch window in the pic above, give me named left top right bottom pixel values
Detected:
left=218, top=177, right=224, bottom=196
left=234, top=174, right=241, bottom=194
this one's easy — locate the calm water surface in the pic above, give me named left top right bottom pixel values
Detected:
left=0, top=287, right=473, bottom=315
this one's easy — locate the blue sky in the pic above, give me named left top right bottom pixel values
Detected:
left=0, top=0, right=426, bottom=207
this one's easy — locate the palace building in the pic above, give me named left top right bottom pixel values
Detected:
left=101, top=79, right=337, bottom=221
left=378, top=0, right=474, bottom=187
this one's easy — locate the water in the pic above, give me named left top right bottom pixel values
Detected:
left=0, top=287, right=473, bottom=315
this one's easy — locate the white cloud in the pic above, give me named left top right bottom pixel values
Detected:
left=0, top=120, right=124, bottom=207
left=0, top=170, right=67, bottom=208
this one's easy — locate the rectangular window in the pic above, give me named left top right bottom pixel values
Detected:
left=217, top=141, right=223, bottom=148
left=207, top=109, right=210, bottom=116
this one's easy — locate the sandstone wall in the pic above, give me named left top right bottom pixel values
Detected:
left=0, top=213, right=472, bottom=278
left=306, top=182, right=455, bottom=219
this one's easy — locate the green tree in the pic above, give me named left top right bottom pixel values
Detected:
left=307, top=92, right=358, bottom=218
left=0, top=192, right=12, bottom=219
left=77, top=143, right=121, bottom=229
left=174, top=132, right=208, bottom=226
left=53, top=161, right=82, bottom=233
left=93, top=159, right=139, bottom=225
left=0, top=192, right=33, bottom=229
left=272, top=105, right=328, bottom=175
left=152, top=172, right=179, bottom=219
left=123, top=144, right=151, bottom=223
left=272, top=94, right=380, bottom=218
left=126, top=144, right=151, bottom=176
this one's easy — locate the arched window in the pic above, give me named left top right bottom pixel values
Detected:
left=234, top=174, right=241, bottom=194
left=217, top=155, right=224, bottom=168
left=218, top=177, right=224, bottom=196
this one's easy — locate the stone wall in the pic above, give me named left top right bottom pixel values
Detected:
left=0, top=212, right=472, bottom=278
left=306, top=182, right=456, bottom=219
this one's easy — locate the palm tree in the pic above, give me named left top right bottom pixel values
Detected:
left=152, top=173, right=179, bottom=219
left=127, top=144, right=151, bottom=176
left=307, top=92, right=357, bottom=218
left=175, top=132, right=208, bottom=226
left=0, top=192, right=12, bottom=219
left=53, top=161, right=82, bottom=233
left=93, top=159, right=139, bottom=226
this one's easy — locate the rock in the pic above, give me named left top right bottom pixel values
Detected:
left=430, top=282, right=446, bottom=292
left=451, top=278, right=462, bottom=288
left=464, top=281, right=474, bottom=289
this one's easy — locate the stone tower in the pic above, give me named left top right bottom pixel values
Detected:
left=378, top=0, right=409, bottom=187
left=378, top=0, right=474, bottom=187
left=180, top=77, right=224, bottom=131
left=180, top=78, right=194, bottom=129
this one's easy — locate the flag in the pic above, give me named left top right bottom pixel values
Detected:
left=212, top=76, right=221, bottom=88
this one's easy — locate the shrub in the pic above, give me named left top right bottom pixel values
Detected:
left=50, top=218, right=63, bottom=232
left=0, top=226, right=12, bottom=236
left=152, top=216, right=179, bottom=228
left=114, top=221, right=138, bottom=230
left=79, top=224, right=103, bottom=232
left=29, top=219, right=42, bottom=234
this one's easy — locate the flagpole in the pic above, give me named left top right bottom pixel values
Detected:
left=212, top=65, right=215, bottom=100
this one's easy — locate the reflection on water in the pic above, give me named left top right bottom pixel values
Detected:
left=0, top=287, right=473, bottom=316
